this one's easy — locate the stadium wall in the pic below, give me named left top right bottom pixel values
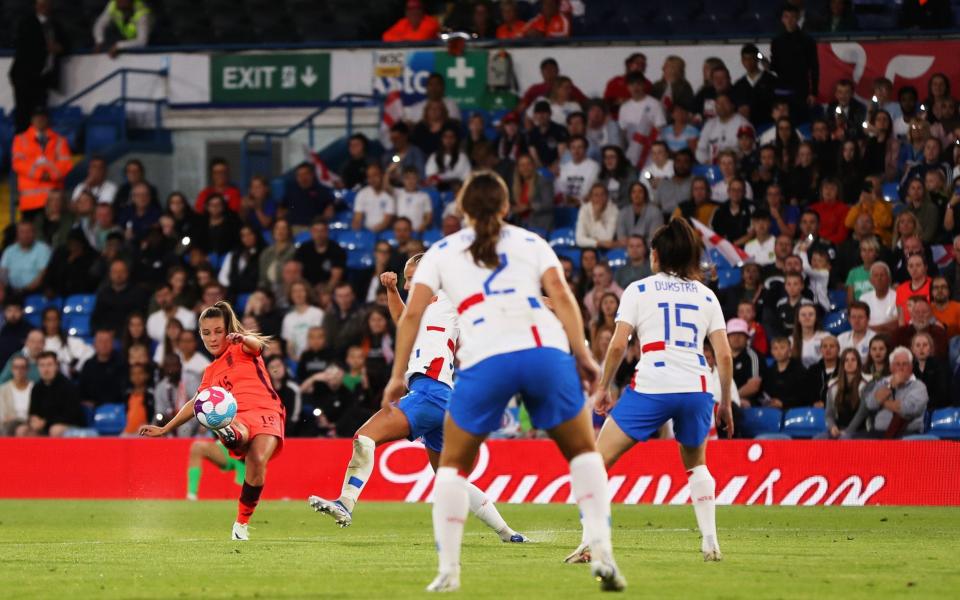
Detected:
left=2, top=439, right=958, bottom=506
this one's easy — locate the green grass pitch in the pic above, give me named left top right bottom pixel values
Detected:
left=1, top=500, right=957, bottom=598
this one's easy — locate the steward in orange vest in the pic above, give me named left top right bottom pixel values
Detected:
left=11, top=108, right=73, bottom=215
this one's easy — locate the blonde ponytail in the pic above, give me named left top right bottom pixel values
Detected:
left=199, top=300, right=272, bottom=349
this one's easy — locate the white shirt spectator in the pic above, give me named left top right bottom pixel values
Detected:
left=425, top=152, right=471, bottom=186
left=181, top=352, right=210, bottom=399
left=354, top=186, right=396, bottom=230
left=758, top=125, right=805, bottom=146
left=860, top=289, right=898, bottom=328
left=557, top=157, right=600, bottom=203
left=744, top=236, right=776, bottom=266
left=395, top=190, right=433, bottom=231
left=711, top=179, right=754, bottom=202
left=837, top=329, right=876, bottom=362
left=696, top=113, right=751, bottom=164
left=72, top=179, right=118, bottom=205
left=618, top=96, right=666, bottom=167
left=798, top=330, right=830, bottom=368
left=525, top=98, right=583, bottom=126
left=574, top=202, right=618, bottom=248
left=281, top=306, right=325, bottom=361
left=44, top=335, right=94, bottom=376
left=147, top=307, right=198, bottom=343
left=641, top=159, right=673, bottom=181
left=0, top=378, right=33, bottom=429
left=405, top=98, right=462, bottom=123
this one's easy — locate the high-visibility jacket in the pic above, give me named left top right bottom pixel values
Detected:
left=108, top=0, right=150, bottom=40
left=11, top=126, right=73, bottom=213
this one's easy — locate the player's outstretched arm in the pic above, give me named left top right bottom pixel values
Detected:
left=542, top=267, right=600, bottom=394
left=708, top=329, right=735, bottom=438
left=380, top=272, right=405, bottom=323
left=383, top=282, right=433, bottom=408
left=227, top=332, right=266, bottom=355
left=139, top=396, right=196, bottom=437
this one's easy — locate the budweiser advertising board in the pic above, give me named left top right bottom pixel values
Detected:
left=3, top=439, right=958, bottom=505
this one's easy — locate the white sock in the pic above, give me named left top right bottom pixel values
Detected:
left=433, top=467, right=468, bottom=575
left=687, top=465, right=718, bottom=552
left=569, top=452, right=613, bottom=561
left=338, top=435, right=375, bottom=512
left=467, top=483, right=515, bottom=541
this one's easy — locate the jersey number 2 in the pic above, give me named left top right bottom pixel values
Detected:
left=657, top=302, right=699, bottom=348
left=483, top=253, right=516, bottom=296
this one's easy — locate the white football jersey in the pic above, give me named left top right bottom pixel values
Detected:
left=616, top=272, right=726, bottom=395
left=412, top=225, right=570, bottom=369
left=405, top=292, right=458, bottom=389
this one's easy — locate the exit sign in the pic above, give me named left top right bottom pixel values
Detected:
left=210, top=53, right=330, bottom=104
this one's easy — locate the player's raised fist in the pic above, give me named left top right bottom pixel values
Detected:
left=380, top=271, right=398, bottom=290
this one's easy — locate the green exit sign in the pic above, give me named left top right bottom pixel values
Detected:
left=211, top=53, right=330, bottom=104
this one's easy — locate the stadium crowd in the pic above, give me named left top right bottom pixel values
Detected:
left=3, top=3, right=960, bottom=441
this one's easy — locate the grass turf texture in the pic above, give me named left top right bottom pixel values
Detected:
left=0, top=501, right=956, bottom=599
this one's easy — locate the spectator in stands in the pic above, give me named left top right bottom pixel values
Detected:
left=72, top=156, right=117, bottom=206
left=911, top=331, right=948, bottom=408
left=784, top=142, right=820, bottom=205
left=216, top=224, right=261, bottom=297
left=860, top=262, right=898, bottom=335
left=694, top=63, right=734, bottom=121
left=405, top=73, right=461, bottom=123
left=899, top=118, right=930, bottom=174
left=9, top=0, right=66, bottom=133
left=0, top=355, right=33, bottom=435
left=121, top=362, right=152, bottom=434
left=152, top=317, right=182, bottom=365
left=12, top=108, right=73, bottom=219
left=265, top=354, right=301, bottom=435
left=282, top=280, right=324, bottom=361
left=710, top=178, right=752, bottom=246
left=384, top=123, right=426, bottom=187
left=613, top=235, right=651, bottom=289
left=749, top=146, right=781, bottom=205
left=845, top=178, right=892, bottom=246
left=733, top=44, right=778, bottom=127
left=122, top=312, right=149, bottom=354
left=33, top=189, right=72, bottom=248
left=495, top=112, right=527, bottom=165
left=710, top=149, right=751, bottom=202
left=113, top=158, right=157, bottom=213
left=615, top=182, right=662, bottom=245
left=0, top=301, right=30, bottom=367
left=762, top=336, right=806, bottom=410
left=894, top=296, right=948, bottom=358
left=793, top=210, right=836, bottom=265
left=619, top=72, right=666, bottom=169
left=293, top=218, right=346, bottom=289
left=280, top=163, right=335, bottom=231
left=496, top=0, right=525, bottom=38
left=152, top=354, right=190, bottom=435
left=727, top=318, right=761, bottom=406
left=0, top=329, right=43, bottom=385
left=660, top=103, right=699, bottom=156
left=382, top=0, right=439, bottom=42
left=23, top=351, right=82, bottom=437
left=583, top=263, right=622, bottom=321
left=838, top=217, right=877, bottom=290
left=556, top=136, right=599, bottom=205
left=642, top=142, right=673, bottom=189
left=575, top=184, right=618, bottom=249
left=585, top=102, right=622, bottom=161
left=770, top=4, right=819, bottom=120
left=808, top=178, right=849, bottom=246
left=672, top=176, right=717, bottom=229
left=198, top=194, right=241, bottom=255
left=119, top=182, right=161, bottom=243
left=353, top=163, right=395, bottom=233
left=745, top=210, right=776, bottom=266
left=822, top=348, right=867, bottom=439
left=651, top=55, right=695, bottom=117
left=899, top=0, right=955, bottom=29
left=603, top=53, right=649, bottom=117
left=146, top=283, right=195, bottom=344
left=655, top=149, right=694, bottom=219
left=163, top=192, right=202, bottom=247
left=519, top=58, right=587, bottom=114
left=523, top=0, right=569, bottom=38
left=766, top=272, right=813, bottom=339
left=176, top=329, right=208, bottom=399
left=411, top=99, right=453, bottom=159
left=739, top=299, right=769, bottom=356
left=838, top=301, right=876, bottom=362
left=901, top=178, right=939, bottom=243
left=597, top=146, right=635, bottom=209
left=527, top=100, right=568, bottom=169
left=93, top=0, right=151, bottom=57
left=864, top=334, right=891, bottom=382
left=792, top=303, right=828, bottom=368
left=862, top=111, right=900, bottom=183
left=390, top=168, right=431, bottom=234
left=425, top=125, right=471, bottom=193
left=895, top=255, right=932, bottom=321
left=697, top=94, right=751, bottom=165
left=807, top=334, right=840, bottom=407
left=510, top=154, right=554, bottom=231
left=930, top=275, right=960, bottom=338
left=195, top=158, right=241, bottom=214
left=90, top=258, right=148, bottom=336
left=923, top=73, right=952, bottom=120
left=902, top=139, right=950, bottom=193
left=863, top=346, right=928, bottom=437
left=339, top=134, right=372, bottom=191
left=323, top=282, right=365, bottom=354
left=526, top=76, right=582, bottom=127
left=40, top=307, right=93, bottom=377
left=826, top=79, right=867, bottom=141
left=721, top=264, right=763, bottom=319
left=0, top=221, right=50, bottom=294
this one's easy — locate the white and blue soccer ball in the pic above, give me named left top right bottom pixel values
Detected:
left=193, top=386, right=237, bottom=430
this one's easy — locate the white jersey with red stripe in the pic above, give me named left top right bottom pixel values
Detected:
left=616, top=272, right=726, bottom=395
left=405, top=291, right=458, bottom=389
left=412, top=224, right=569, bottom=370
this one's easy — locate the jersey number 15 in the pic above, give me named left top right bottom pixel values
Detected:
left=657, top=302, right=699, bottom=348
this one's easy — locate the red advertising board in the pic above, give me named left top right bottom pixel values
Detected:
left=2, top=438, right=958, bottom=506
left=817, top=40, right=960, bottom=103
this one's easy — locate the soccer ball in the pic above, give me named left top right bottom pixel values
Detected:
left=194, top=387, right=237, bottom=430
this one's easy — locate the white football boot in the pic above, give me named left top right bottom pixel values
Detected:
left=425, top=568, right=461, bottom=593
left=308, top=495, right=353, bottom=528
left=231, top=522, right=249, bottom=541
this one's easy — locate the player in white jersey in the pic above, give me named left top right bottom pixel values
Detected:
left=565, top=218, right=735, bottom=565
left=307, top=254, right=526, bottom=542
left=383, top=172, right=623, bottom=593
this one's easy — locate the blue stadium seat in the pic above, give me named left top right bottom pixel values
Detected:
left=554, top=247, right=582, bottom=265
left=606, top=248, right=628, bottom=269
left=422, top=229, right=443, bottom=247
left=235, top=293, right=252, bottom=314
left=336, top=188, right=357, bottom=210
left=49, top=105, right=84, bottom=150
left=929, top=407, right=960, bottom=439
left=882, top=182, right=899, bottom=202
left=82, top=404, right=96, bottom=428
left=270, top=177, right=286, bottom=201
left=692, top=164, right=721, bottom=184
left=548, top=227, right=577, bottom=248
left=828, top=288, right=848, bottom=311
left=62, top=294, right=96, bottom=315
left=717, top=268, right=742, bottom=290
left=23, top=295, right=63, bottom=328
left=85, top=104, right=125, bottom=154
left=740, top=407, right=782, bottom=438
left=207, top=253, right=224, bottom=270
left=554, top=206, right=580, bottom=229
left=330, top=210, right=352, bottom=230
left=537, top=167, right=554, bottom=181
left=525, top=226, right=548, bottom=240
left=332, top=230, right=376, bottom=251
left=824, top=310, right=851, bottom=335
left=378, top=229, right=398, bottom=247
left=64, top=313, right=92, bottom=337
left=782, top=407, right=826, bottom=439
left=346, top=249, right=374, bottom=270
left=293, top=230, right=312, bottom=246
left=93, top=403, right=127, bottom=436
